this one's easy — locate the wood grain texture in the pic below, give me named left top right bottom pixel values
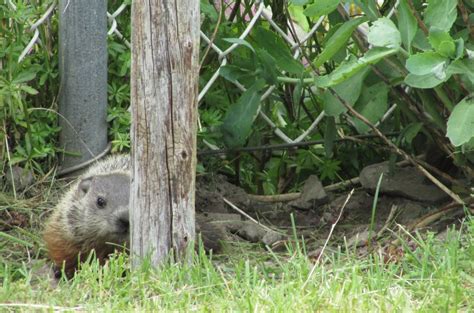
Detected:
left=130, top=0, right=199, bottom=267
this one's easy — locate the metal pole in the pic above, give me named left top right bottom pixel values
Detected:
left=58, top=0, right=108, bottom=172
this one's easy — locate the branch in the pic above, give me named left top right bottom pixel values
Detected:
left=328, top=88, right=464, bottom=205
left=198, top=133, right=399, bottom=156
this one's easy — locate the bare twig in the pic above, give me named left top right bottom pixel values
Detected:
left=248, top=192, right=301, bottom=203
left=0, top=303, right=83, bottom=311
left=415, top=158, right=463, bottom=187
left=248, top=177, right=360, bottom=203
left=376, top=205, right=399, bottom=238
left=198, top=133, right=400, bottom=156
left=325, top=178, right=361, bottom=192
left=328, top=88, right=464, bottom=205
left=302, top=189, right=354, bottom=289
left=406, top=0, right=429, bottom=35
left=409, top=199, right=474, bottom=231
left=247, top=153, right=433, bottom=204
left=222, top=197, right=275, bottom=234
left=3, top=122, right=17, bottom=200
left=386, top=198, right=474, bottom=247
left=199, top=0, right=224, bottom=69
left=458, top=1, right=474, bottom=40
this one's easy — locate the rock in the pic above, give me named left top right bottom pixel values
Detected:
left=3, top=166, right=34, bottom=191
left=289, top=175, right=328, bottom=210
left=329, top=190, right=373, bottom=212
left=237, top=223, right=267, bottom=243
left=223, top=220, right=286, bottom=245
left=359, top=162, right=449, bottom=204
left=262, top=231, right=285, bottom=246
left=396, top=201, right=427, bottom=224
left=27, top=260, right=59, bottom=288
left=346, top=229, right=369, bottom=248
left=204, top=213, right=241, bottom=222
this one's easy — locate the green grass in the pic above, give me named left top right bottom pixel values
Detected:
left=1, top=217, right=473, bottom=312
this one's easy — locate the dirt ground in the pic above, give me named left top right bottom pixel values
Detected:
left=1, top=161, right=471, bottom=283
left=194, top=170, right=470, bottom=257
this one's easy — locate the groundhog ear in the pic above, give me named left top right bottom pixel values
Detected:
left=78, top=177, right=93, bottom=195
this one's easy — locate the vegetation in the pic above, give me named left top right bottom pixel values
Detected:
left=2, top=218, right=474, bottom=311
left=197, top=0, right=474, bottom=195
left=1, top=0, right=472, bottom=195
left=1, top=0, right=473, bottom=311
left=1, top=1, right=59, bottom=174
left=0, top=0, right=472, bottom=249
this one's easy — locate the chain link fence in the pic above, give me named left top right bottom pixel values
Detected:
left=8, top=0, right=130, bottom=61
left=9, top=0, right=396, bottom=151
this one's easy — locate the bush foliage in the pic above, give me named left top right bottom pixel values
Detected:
left=1, top=0, right=472, bottom=196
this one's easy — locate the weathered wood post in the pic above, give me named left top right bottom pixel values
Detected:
left=130, top=0, right=200, bottom=267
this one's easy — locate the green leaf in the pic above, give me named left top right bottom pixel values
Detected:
left=12, top=70, right=37, bottom=84
left=219, top=65, right=255, bottom=84
left=288, top=5, right=310, bottom=31
left=223, top=38, right=255, bottom=53
left=446, top=97, right=474, bottom=146
left=405, top=51, right=448, bottom=76
left=316, top=47, right=398, bottom=88
left=404, top=72, right=447, bottom=89
left=352, top=82, right=389, bottom=134
left=291, top=0, right=310, bottom=5
left=446, top=59, right=474, bottom=83
left=292, top=76, right=304, bottom=108
left=221, top=81, right=265, bottom=148
left=313, top=17, right=368, bottom=68
left=200, top=0, right=219, bottom=21
left=303, top=0, right=340, bottom=18
left=428, top=29, right=456, bottom=58
left=398, top=0, right=417, bottom=52
left=412, top=28, right=431, bottom=51
left=403, top=122, right=423, bottom=144
left=367, top=17, right=401, bottom=49
left=418, top=92, right=445, bottom=129
left=454, top=38, right=464, bottom=60
left=256, top=49, right=279, bottom=85
left=424, top=0, right=457, bottom=32
left=254, top=27, right=303, bottom=74
left=39, top=72, right=48, bottom=86
left=20, top=85, right=39, bottom=95
left=353, top=0, right=379, bottom=21
left=324, top=116, right=337, bottom=158
left=255, top=27, right=303, bottom=74
left=322, top=67, right=369, bottom=116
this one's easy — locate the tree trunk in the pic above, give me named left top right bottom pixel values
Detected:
left=130, top=0, right=199, bottom=267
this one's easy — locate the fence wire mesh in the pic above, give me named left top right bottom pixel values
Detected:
left=8, top=0, right=395, bottom=151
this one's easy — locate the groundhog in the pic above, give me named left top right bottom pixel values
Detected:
left=44, top=155, right=223, bottom=278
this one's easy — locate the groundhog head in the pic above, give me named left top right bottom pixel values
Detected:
left=67, top=172, right=130, bottom=247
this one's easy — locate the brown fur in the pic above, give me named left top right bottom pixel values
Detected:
left=43, top=225, right=81, bottom=277
left=44, top=155, right=224, bottom=278
left=44, top=155, right=131, bottom=278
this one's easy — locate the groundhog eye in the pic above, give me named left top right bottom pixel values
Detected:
left=96, top=197, right=107, bottom=208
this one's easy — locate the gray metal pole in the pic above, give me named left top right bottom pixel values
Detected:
left=58, top=0, right=108, bottom=172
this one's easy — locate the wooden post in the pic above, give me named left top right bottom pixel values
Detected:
left=130, top=0, right=199, bottom=267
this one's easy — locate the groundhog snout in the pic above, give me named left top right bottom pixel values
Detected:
left=114, top=209, right=130, bottom=234
left=116, top=217, right=129, bottom=233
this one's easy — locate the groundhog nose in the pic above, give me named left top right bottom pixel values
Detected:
left=117, top=218, right=129, bottom=233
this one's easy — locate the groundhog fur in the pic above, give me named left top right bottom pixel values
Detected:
left=44, top=155, right=224, bottom=278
